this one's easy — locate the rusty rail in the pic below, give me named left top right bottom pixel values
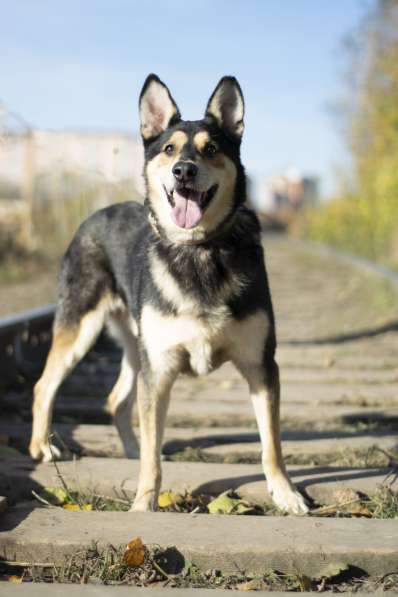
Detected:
left=0, top=305, right=55, bottom=387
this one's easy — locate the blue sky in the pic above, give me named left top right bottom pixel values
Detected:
left=1, top=1, right=372, bottom=198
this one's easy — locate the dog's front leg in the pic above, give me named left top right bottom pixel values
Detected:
left=130, top=373, right=173, bottom=512
left=240, top=359, right=308, bottom=515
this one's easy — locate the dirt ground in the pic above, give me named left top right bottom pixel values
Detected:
left=0, top=265, right=57, bottom=317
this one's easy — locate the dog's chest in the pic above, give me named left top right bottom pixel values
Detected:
left=140, top=303, right=230, bottom=376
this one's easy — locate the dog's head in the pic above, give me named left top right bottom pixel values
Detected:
left=139, top=74, right=246, bottom=244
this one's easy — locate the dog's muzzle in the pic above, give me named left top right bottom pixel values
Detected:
left=164, top=184, right=218, bottom=229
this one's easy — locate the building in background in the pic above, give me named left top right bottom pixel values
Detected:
left=0, top=103, right=144, bottom=250
left=0, top=108, right=145, bottom=200
left=259, top=167, right=319, bottom=214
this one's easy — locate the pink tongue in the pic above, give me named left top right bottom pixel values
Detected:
left=171, top=190, right=203, bottom=229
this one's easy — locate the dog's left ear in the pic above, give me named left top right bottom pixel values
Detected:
left=139, top=74, right=181, bottom=141
left=205, top=76, right=244, bottom=140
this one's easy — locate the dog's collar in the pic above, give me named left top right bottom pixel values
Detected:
left=148, top=212, right=235, bottom=246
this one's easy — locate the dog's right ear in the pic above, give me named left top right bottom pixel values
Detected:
left=139, top=74, right=181, bottom=141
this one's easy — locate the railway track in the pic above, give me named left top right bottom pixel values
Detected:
left=0, top=235, right=398, bottom=594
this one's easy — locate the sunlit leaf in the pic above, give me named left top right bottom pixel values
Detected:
left=42, top=487, right=69, bottom=505
left=208, top=492, right=255, bottom=515
left=158, top=491, right=182, bottom=509
left=236, top=578, right=268, bottom=590
left=316, top=562, right=348, bottom=579
left=8, top=575, right=23, bottom=583
left=63, top=503, right=82, bottom=511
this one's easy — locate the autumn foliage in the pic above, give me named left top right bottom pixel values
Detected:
left=305, top=0, right=398, bottom=268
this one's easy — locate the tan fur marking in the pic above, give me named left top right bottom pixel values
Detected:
left=155, top=130, right=189, bottom=166
left=30, top=293, right=125, bottom=461
left=212, top=151, right=231, bottom=170
left=193, top=131, right=211, bottom=152
left=193, top=132, right=225, bottom=169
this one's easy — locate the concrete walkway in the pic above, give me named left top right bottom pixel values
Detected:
left=2, top=508, right=398, bottom=577
left=1, top=235, right=398, bottom=590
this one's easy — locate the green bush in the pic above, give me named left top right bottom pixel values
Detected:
left=304, top=0, right=398, bottom=270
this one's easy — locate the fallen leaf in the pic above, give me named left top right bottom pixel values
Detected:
left=158, top=491, right=182, bottom=509
left=315, top=562, right=348, bottom=580
left=346, top=504, right=372, bottom=517
left=8, top=575, right=23, bottom=583
left=123, top=537, right=146, bottom=567
left=62, top=503, right=92, bottom=511
left=42, top=487, right=69, bottom=506
left=333, top=488, right=360, bottom=505
left=207, top=492, right=255, bottom=515
left=236, top=578, right=268, bottom=590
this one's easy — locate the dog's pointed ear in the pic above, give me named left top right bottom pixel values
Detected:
left=139, top=74, right=181, bottom=141
left=205, top=76, right=244, bottom=139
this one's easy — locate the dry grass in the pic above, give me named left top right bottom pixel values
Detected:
left=1, top=541, right=397, bottom=592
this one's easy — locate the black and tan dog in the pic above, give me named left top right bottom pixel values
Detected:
left=29, top=74, right=308, bottom=514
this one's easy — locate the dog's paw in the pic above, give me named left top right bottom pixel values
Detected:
left=29, top=439, right=62, bottom=462
left=269, top=478, right=309, bottom=515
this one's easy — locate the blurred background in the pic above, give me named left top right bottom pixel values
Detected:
left=1, top=0, right=398, bottom=316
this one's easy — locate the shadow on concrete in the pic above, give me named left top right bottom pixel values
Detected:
left=2, top=423, right=397, bottom=457
left=282, top=318, right=398, bottom=345
left=194, top=465, right=397, bottom=498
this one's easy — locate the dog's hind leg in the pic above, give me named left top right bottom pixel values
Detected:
left=106, top=314, right=141, bottom=458
left=29, top=305, right=106, bottom=462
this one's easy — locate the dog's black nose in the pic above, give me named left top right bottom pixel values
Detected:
left=172, top=161, right=198, bottom=182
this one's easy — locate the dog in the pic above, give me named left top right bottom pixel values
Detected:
left=29, top=74, right=308, bottom=514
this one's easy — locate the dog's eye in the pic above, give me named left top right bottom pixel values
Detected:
left=164, top=144, right=174, bottom=155
left=204, top=143, right=217, bottom=158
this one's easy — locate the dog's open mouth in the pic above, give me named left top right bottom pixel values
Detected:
left=164, top=184, right=218, bottom=229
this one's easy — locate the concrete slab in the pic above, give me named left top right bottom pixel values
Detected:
left=277, top=347, right=398, bottom=372
left=1, top=508, right=398, bottom=577
left=202, top=433, right=398, bottom=459
left=0, top=423, right=260, bottom=458
left=63, top=365, right=398, bottom=399
left=186, top=382, right=398, bottom=405
left=279, top=367, right=398, bottom=384
left=5, top=423, right=396, bottom=460
left=51, top=393, right=398, bottom=426
left=0, top=457, right=395, bottom=507
left=82, top=375, right=398, bottom=404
